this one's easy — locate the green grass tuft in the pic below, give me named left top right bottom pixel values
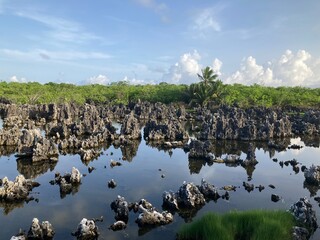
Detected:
left=177, top=210, right=296, bottom=240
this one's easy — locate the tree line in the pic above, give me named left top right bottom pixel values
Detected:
left=0, top=69, right=319, bottom=108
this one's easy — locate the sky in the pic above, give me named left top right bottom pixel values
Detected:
left=0, top=0, right=319, bottom=87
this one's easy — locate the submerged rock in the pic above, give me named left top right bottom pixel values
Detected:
left=109, top=221, right=126, bottom=231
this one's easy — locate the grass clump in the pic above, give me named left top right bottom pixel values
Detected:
left=177, top=210, right=296, bottom=240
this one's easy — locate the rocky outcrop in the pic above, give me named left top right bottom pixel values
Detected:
left=27, top=218, right=55, bottom=239
left=198, top=179, right=220, bottom=200
left=0, top=125, right=21, bottom=146
left=0, top=175, right=39, bottom=202
left=163, top=181, right=206, bottom=210
left=144, top=118, right=188, bottom=141
left=72, top=218, right=99, bottom=240
left=135, top=199, right=173, bottom=227
left=195, top=106, right=295, bottom=141
left=120, top=113, right=141, bottom=139
left=110, top=195, right=129, bottom=223
left=79, top=148, right=101, bottom=163
left=289, top=197, right=318, bottom=234
left=187, top=139, right=214, bottom=161
left=10, top=218, right=54, bottom=240
left=50, top=167, right=81, bottom=198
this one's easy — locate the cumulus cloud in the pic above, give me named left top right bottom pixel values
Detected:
left=85, top=75, right=111, bottom=85
left=123, top=76, right=155, bottom=85
left=8, top=75, right=28, bottom=83
left=212, top=58, right=223, bottom=76
left=162, top=50, right=201, bottom=84
left=225, top=49, right=320, bottom=88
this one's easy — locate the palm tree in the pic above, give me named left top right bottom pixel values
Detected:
left=187, top=66, right=223, bottom=106
left=197, top=66, right=219, bottom=87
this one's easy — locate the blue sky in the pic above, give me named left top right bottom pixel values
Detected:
left=0, top=0, right=319, bottom=87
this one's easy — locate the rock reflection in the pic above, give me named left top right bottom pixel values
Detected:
left=116, top=139, right=141, bottom=162
left=0, top=200, right=24, bottom=215
left=300, top=136, right=320, bottom=148
left=303, top=181, right=320, bottom=197
left=17, top=158, right=57, bottom=179
left=188, top=158, right=208, bottom=174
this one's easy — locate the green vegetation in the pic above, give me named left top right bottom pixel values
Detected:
left=0, top=78, right=319, bottom=108
left=187, top=66, right=224, bottom=106
left=177, top=210, right=296, bottom=240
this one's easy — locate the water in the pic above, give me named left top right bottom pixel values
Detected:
left=1, top=137, right=320, bottom=239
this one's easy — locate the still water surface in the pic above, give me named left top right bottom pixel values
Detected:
left=0, top=137, right=320, bottom=239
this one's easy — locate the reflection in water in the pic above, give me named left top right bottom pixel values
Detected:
left=117, top=139, right=141, bottom=162
left=0, top=137, right=320, bottom=239
left=304, top=181, right=320, bottom=197
left=17, top=159, right=57, bottom=179
left=0, top=200, right=25, bottom=215
left=188, top=158, right=207, bottom=174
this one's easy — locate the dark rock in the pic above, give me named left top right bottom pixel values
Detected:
left=188, top=140, right=214, bottom=161
left=109, top=221, right=126, bottom=231
left=88, top=166, right=95, bottom=173
left=304, top=165, right=320, bottom=185
left=177, top=182, right=206, bottom=208
left=289, top=197, right=318, bottom=234
left=271, top=194, right=280, bottom=202
left=292, top=226, right=309, bottom=240
left=243, top=182, right=254, bottom=192
left=110, top=160, right=122, bottom=167
left=108, top=179, right=117, bottom=189
left=163, top=191, right=179, bottom=210
left=110, top=195, right=129, bottom=223
left=198, top=179, right=220, bottom=200
left=255, top=185, right=265, bottom=192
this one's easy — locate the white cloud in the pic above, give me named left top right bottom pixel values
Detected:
left=162, top=50, right=201, bottom=84
left=85, top=75, right=111, bottom=85
left=123, top=76, right=155, bottom=85
left=212, top=58, right=223, bottom=76
left=8, top=75, right=28, bottom=83
left=193, top=8, right=221, bottom=32
left=15, top=11, right=102, bottom=44
left=1, top=49, right=111, bottom=61
left=224, top=50, right=320, bottom=88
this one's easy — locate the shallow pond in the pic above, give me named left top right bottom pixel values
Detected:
left=1, top=137, right=320, bottom=239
